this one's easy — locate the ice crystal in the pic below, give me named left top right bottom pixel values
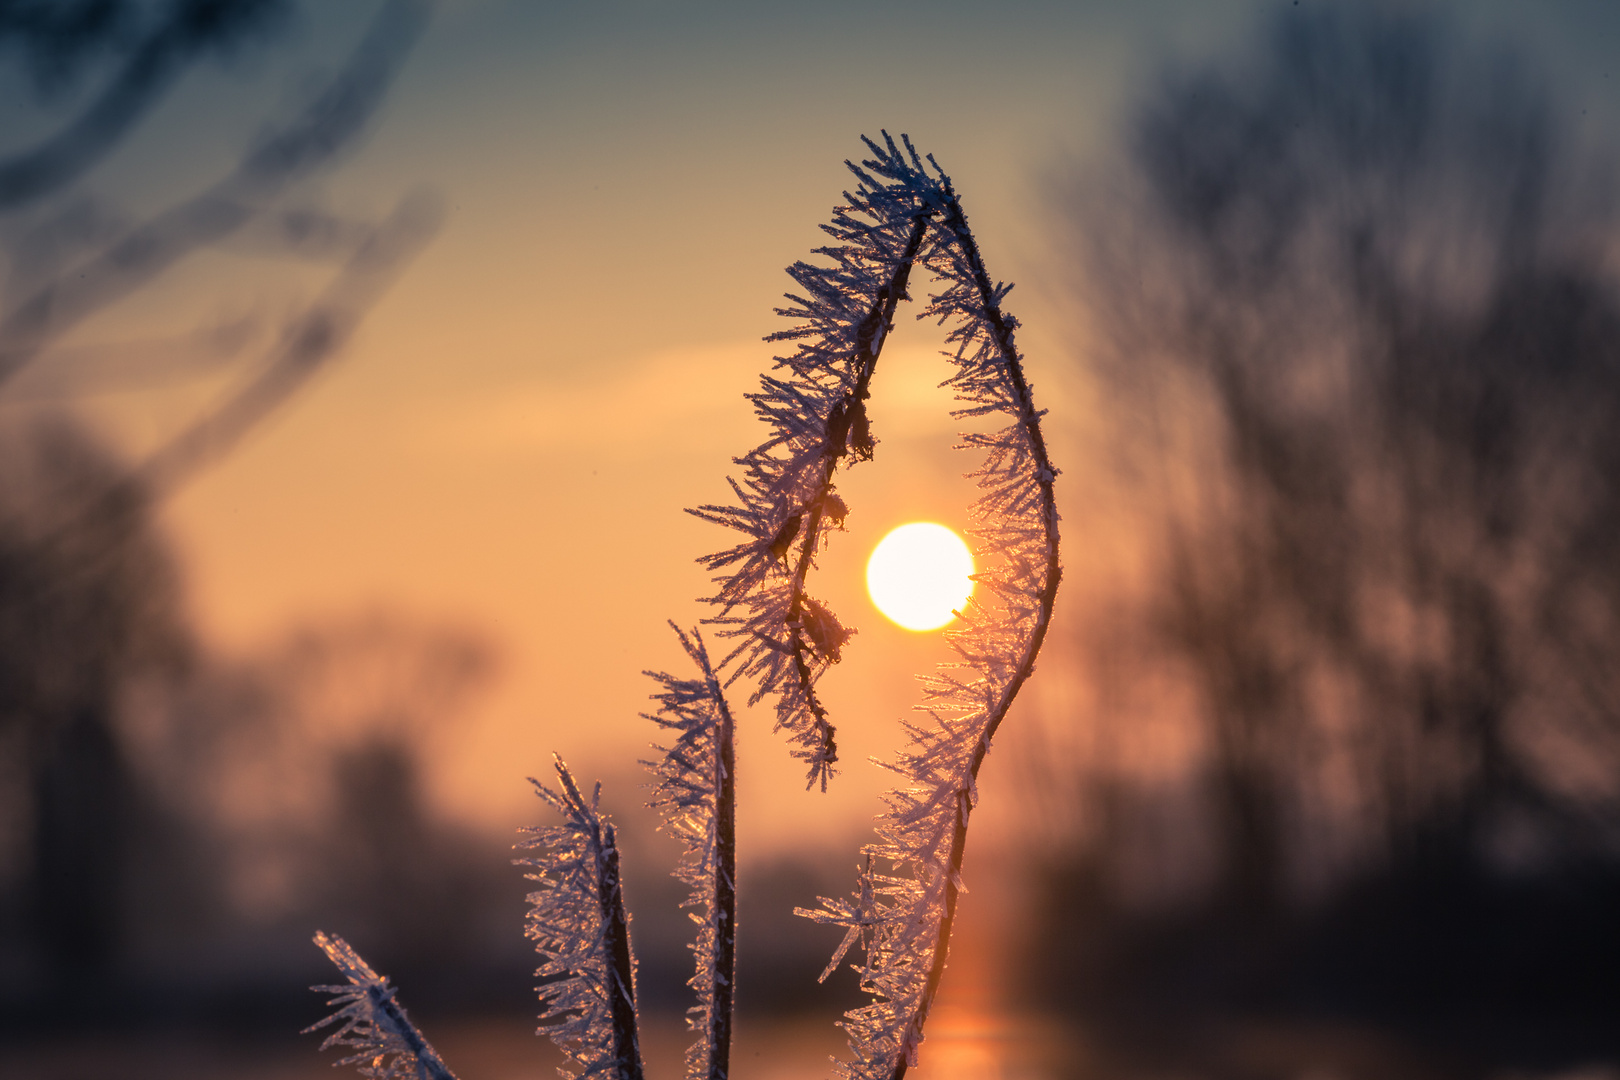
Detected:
left=689, top=134, right=938, bottom=792
left=643, top=625, right=737, bottom=1080
left=795, top=135, right=1061, bottom=1080
left=305, top=931, right=458, bottom=1080
left=520, top=758, right=645, bottom=1080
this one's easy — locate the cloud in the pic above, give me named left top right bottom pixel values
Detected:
left=422, top=337, right=967, bottom=460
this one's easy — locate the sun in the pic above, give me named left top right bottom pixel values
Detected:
left=866, top=522, right=975, bottom=631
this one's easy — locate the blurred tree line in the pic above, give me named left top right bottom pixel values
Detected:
left=0, top=416, right=524, bottom=1028
left=1021, top=7, right=1620, bottom=1075
left=0, top=0, right=537, bottom=1029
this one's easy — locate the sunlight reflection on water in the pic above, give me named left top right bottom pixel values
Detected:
left=904, top=1003, right=1069, bottom=1080
left=632, top=1006, right=1070, bottom=1080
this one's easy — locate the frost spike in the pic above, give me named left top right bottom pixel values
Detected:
left=520, top=757, right=645, bottom=1080
left=644, top=624, right=738, bottom=1080
left=305, top=931, right=458, bottom=1080
left=690, top=160, right=933, bottom=791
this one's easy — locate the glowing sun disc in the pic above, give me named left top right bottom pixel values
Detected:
left=866, top=522, right=975, bottom=631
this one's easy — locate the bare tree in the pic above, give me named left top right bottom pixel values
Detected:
left=1077, top=4, right=1620, bottom=910
left=0, top=0, right=435, bottom=993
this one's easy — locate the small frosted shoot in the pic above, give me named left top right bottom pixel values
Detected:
left=643, top=624, right=738, bottom=1080
left=520, top=758, right=645, bottom=1080
left=305, top=931, right=458, bottom=1080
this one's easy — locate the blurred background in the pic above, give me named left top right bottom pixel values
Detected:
left=2, top=1, right=1619, bottom=1078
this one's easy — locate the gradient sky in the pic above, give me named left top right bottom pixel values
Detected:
left=22, top=0, right=1619, bottom=851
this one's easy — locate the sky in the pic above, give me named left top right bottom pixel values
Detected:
left=13, top=0, right=1620, bottom=853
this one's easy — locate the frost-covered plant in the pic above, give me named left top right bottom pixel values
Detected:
left=792, top=136, right=1061, bottom=1080
left=643, top=625, right=738, bottom=1080
left=305, top=931, right=458, bottom=1080
left=307, top=133, right=1058, bottom=1080
left=688, top=152, right=932, bottom=792
left=521, top=759, right=646, bottom=1080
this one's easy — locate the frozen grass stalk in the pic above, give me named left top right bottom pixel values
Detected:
left=789, top=133, right=1060, bottom=1080
left=644, top=625, right=738, bottom=1080
left=691, top=171, right=934, bottom=792
left=521, top=758, right=646, bottom=1080
left=305, top=132, right=1058, bottom=1080
left=305, top=931, right=458, bottom=1080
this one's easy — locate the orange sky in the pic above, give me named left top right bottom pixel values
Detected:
left=21, top=0, right=1619, bottom=852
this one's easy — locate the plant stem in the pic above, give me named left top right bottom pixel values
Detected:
left=598, top=822, right=646, bottom=1080
left=888, top=190, right=1061, bottom=1080
left=554, top=760, right=645, bottom=1080
left=784, top=211, right=932, bottom=790
left=708, top=660, right=738, bottom=1080
left=366, top=984, right=458, bottom=1080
